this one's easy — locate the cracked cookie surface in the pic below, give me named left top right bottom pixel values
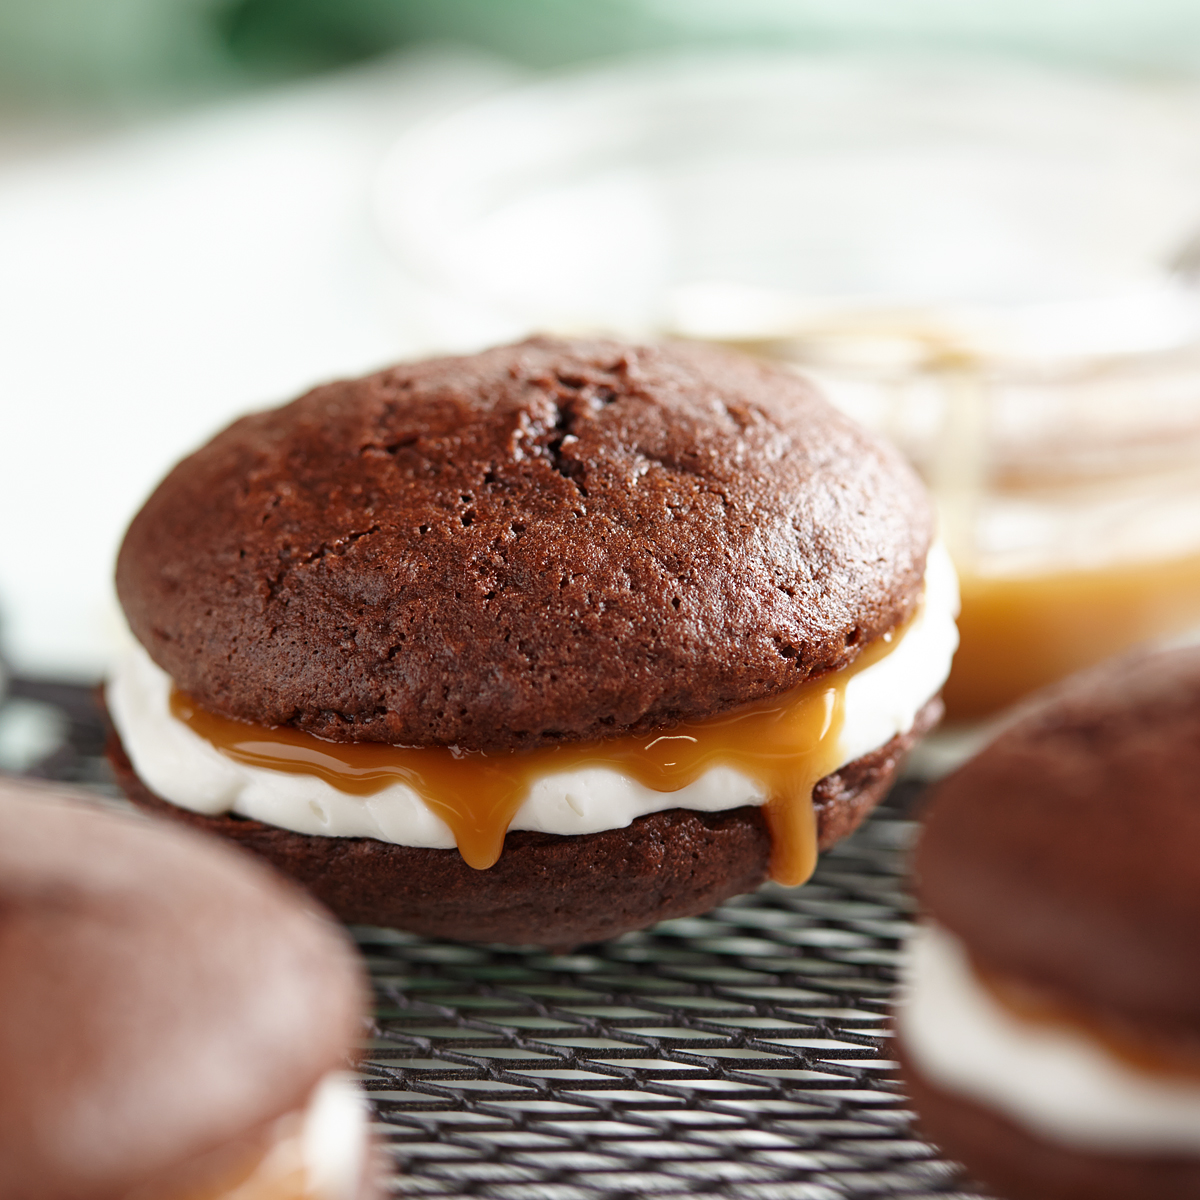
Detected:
left=116, top=337, right=931, bottom=750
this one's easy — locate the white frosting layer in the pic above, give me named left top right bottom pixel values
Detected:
left=900, top=922, right=1200, bottom=1154
left=107, top=542, right=957, bottom=849
left=301, top=1072, right=368, bottom=1200
left=230, top=1071, right=367, bottom=1200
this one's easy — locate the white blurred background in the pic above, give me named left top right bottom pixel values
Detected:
left=4, top=0, right=1200, bottom=716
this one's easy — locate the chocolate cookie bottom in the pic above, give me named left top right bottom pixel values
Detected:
left=901, top=1048, right=1200, bottom=1200
left=106, top=698, right=938, bottom=948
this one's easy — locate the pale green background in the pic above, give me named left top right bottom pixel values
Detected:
left=2, top=0, right=1200, bottom=105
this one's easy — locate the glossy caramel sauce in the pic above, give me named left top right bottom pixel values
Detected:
left=977, top=961, right=1200, bottom=1082
left=192, top=1161, right=307, bottom=1200
left=944, top=550, right=1200, bottom=719
left=149, top=1122, right=312, bottom=1200
left=171, top=618, right=909, bottom=887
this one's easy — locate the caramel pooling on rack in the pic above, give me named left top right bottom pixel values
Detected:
left=171, top=624, right=905, bottom=886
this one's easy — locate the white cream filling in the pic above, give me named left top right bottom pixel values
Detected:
left=227, top=1071, right=367, bottom=1200
left=899, top=921, right=1200, bottom=1154
left=300, top=1072, right=368, bottom=1200
left=107, top=542, right=957, bottom=850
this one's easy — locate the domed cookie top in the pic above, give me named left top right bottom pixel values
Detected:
left=118, top=337, right=932, bottom=750
left=0, top=778, right=365, bottom=1199
left=916, top=646, right=1200, bottom=1041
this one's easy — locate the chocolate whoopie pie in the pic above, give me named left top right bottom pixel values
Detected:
left=899, top=647, right=1200, bottom=1200
left=0, top=776, right=372, bottom=1200
left=108, top=337, right=953, bottom=946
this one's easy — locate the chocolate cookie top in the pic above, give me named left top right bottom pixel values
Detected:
left=118, top=337, right=931, bottom=750
left=916, top=646, right=1200, bottom=1040
left=0, top=778, right=365, bottom=1199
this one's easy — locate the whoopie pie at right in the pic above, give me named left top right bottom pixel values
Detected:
left=898, top=646, right=1200, bottom=1200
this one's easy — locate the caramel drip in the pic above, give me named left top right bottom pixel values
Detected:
left=977, top=962, right=1200, bottom=1083
left=140, top=1121, right=314, bottom=1200
left=182, top=1163, right=308, bottom=1200
left=171, top=621, right=908, bottom=886
left=945, top=550, right=1200, bottom=719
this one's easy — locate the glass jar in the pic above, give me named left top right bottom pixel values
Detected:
left=707, top=306, right=1200, bottom=718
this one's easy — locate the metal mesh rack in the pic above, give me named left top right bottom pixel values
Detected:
left=0, top=675, right=985, bottom=1199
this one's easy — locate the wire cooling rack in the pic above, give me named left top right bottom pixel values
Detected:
left=1, top=673, right=985, bottom=1199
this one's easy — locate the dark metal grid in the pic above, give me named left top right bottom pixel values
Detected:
left=2, top=677, right=983, bottom=1199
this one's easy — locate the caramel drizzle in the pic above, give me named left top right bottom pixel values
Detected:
left=133, top=1116, right=314, bottom=1200
left=171, top=619, right=909, bottom=886
left=978, top=962, right=1200, bottom=1083
left=160, top=1161, right=308, bottom=1200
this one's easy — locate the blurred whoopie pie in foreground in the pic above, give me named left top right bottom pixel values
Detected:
left=0, top=776, right=373, bottom=1200
left=899, top=646, right=1200, bottom=1200
left=107, top=336, right=957, bottom=947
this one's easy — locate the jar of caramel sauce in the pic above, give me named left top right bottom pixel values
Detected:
left=710, top=294, right=1200, bottom=719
